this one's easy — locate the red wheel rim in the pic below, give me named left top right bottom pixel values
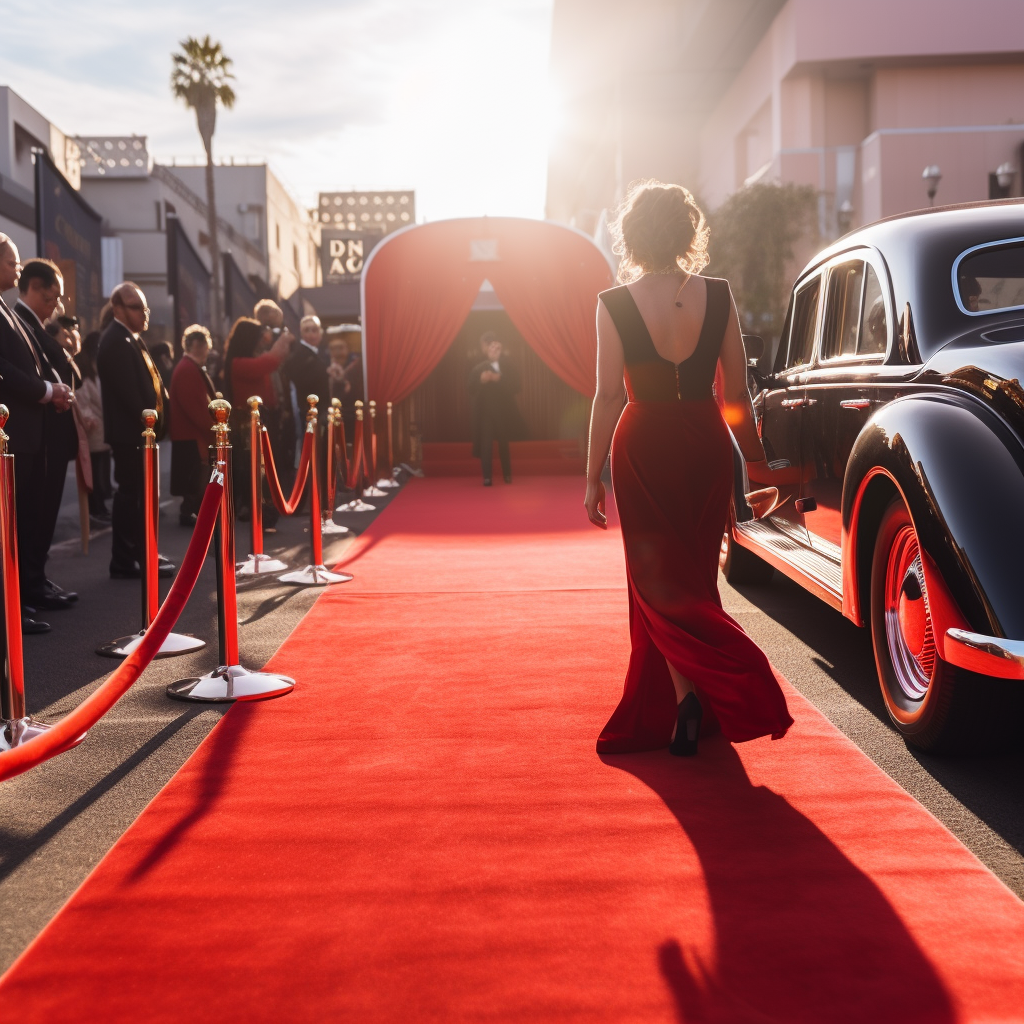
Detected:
left=883, top=523, right=936, bottom=701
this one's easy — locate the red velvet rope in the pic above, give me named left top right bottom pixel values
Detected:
left=0, top=476, right=224, bottom=784
left=261, top=429, right=311, bottom=516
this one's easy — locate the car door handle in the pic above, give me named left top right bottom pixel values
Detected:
left=781, top=398, right=818, bottom=408
left=840, top=399, right=872, bottom=410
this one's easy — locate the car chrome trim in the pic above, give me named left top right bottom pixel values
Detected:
left=944, top=628, right=1024, bottom=680
left=733, top=520, right=843, bottom=611
left=951, top=235, right=1024, bottom=317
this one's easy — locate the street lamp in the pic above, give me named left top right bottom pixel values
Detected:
left=922, top=165, right=942, bottom=206
left=996, top=162, right=1015, bottom=192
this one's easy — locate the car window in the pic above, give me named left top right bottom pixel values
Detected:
left=822, top=261, right=864, bottom=359
left=858, top=265, right=887, bottom=355
left=784, top=277, right=820, bottom=370
left=955, top=239, right=1024, bottom=314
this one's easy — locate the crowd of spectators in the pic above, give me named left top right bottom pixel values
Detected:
left=0, top=230, right=364, bottom=636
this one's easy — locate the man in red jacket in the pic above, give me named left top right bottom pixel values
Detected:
left=169, top=325, right=217, bottom=526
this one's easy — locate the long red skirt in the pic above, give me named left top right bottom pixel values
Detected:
left=597, top=398, right=793, bottom=752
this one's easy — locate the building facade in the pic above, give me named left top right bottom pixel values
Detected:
left=547, top=0, right=1024, bottom=241
left=0, top=86, right=82, bottom=279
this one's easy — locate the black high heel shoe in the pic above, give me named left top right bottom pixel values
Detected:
left=669, top=692, right=703, bottom=757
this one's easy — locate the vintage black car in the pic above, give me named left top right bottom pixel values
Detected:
left=722, top=200, right=1024, bottom=750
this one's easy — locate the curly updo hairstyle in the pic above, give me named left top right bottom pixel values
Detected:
left=611, top=179, right=710, bottom=283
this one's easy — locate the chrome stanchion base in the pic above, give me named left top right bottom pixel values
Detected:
left=363, top=485, right=387, bottom=497
left=399, top=462, right=425, bottom=478
left=279, top=563, right=353, bottom=586
left=337, top=498, right=376, bottom=512
left=1, top=716, right=86, bottom=753
left=236, top=552, right=289, bottom=576
left=376, top=477, right=400, bottom=490
left=166, top=663, right=295, bottom=703
left=96, top=629, right=206, bottom=659
left=320, top=517, right=351, bottom=535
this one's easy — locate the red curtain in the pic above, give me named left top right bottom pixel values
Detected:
left=489, top=227, right=613, bottom=397
left=363, top=218, right=614, bottom=403
left=363, top=222, right=487, bottom=403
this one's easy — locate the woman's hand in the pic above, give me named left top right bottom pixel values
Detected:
left=584, top=479, right=607, bottom=529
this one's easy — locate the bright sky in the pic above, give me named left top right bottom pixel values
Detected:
left=0, top=0, right=556, bottom=222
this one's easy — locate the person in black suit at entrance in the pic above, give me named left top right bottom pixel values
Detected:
left=97, top=282, right=174, bottom=580
left=0, top=237, right=74, bottom=634
left=13, top=259, right=82, bottom=614
left=468, top=332, right=526, bottom=486
left=282, top=315, right=330, bottom=502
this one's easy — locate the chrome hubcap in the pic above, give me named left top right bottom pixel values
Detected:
left=884, top=525, right=935, bottom=700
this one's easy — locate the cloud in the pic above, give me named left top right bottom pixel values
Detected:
left=0, top=0, right=554, bottom=219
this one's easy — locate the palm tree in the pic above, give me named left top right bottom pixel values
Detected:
left=171, top=35, right=236, bottom=338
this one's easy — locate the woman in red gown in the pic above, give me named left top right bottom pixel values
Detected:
left=585, top=181, right=792, bottom=756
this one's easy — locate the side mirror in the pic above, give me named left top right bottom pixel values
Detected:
left=742, top=334, right=765, bottom=366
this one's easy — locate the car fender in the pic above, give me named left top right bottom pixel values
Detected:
left=841, top=393, right=1024, bottom=649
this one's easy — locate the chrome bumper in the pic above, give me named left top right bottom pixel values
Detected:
left=945, top=629, right=1024, bottom=680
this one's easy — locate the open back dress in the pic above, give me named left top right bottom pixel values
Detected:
left=596, top=277, right=793, bottom=752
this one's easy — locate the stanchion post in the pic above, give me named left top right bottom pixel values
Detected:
left=365, top=400, right=386, bottom=496
left=280, top=396, right=353, bottom=586
left=377, top=399, right=399, bottom=489
left=0, top=407, right=76, bottom=751
left=97, top=410, right=205, bottom=659
left=337, top=400, right=375, bottom=512
left=236, top=396, right=288, bottom=576
left=321, top=399, right=349, bottom=537
left=168, top=399, right=296, bottom=702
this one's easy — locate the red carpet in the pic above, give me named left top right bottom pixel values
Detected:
left=422, top=439, right=585, bottom=475
left=2, top=477, right=1022, bottom=1022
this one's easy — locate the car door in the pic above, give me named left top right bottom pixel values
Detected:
left=756, top=272, right=822, bottom=544
left=801, top=253, right=892, bottom=552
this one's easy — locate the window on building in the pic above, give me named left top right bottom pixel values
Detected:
left=275, top=223, right=280, bottom=249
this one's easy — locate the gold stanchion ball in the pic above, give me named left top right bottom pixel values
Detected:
left=141, top=408, right=158, bottom=430
left=0, top=404, right=9, bottom=428
left=248, top=395, right=263, bottom=413
left=306, top=394, right=319, bottom=410
left=209, top=397, right=232, bottom=423
left=331, top=397, right=342, bottom=411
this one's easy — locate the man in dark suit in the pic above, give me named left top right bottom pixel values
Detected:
left=468, top=332, right=526, bottom=486
left=0, top=237, right=73, bottom=634
left=97, top=281, right=174, bottom=579
left=13, top=260, right=82, bottom=614
left=283, top=315, right=330, bottom=502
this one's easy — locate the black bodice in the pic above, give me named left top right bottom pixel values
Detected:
left=599, top=277, right=730, bottom=402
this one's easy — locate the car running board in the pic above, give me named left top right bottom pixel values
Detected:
left=733, top=519, right=843, bottom=611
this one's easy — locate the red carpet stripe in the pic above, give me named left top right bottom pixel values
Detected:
left=1, top=476, right=1022, bottom=1022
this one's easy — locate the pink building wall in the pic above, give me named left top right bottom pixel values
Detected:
left=695, top=0, right=1024, bottom=232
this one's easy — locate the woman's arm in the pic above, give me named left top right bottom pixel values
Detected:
left=717, top=287, right=766, bottom=463
left=584, top=301, right=626, bottom=528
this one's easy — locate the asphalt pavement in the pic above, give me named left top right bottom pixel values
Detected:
left=0, top=467, right=1020, bottom=973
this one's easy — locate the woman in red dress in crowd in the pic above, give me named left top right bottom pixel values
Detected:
left=585, top=180, right=792, bottom=756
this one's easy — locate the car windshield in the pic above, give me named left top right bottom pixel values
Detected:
left=955, top=240, right=1024, bottom=315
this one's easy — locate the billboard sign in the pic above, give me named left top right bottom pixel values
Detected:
left=317, top=191, right=414, bottom=234
left=34, top=150, right=103, bottom=330
left=320, top=229, right=384, bottom=285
